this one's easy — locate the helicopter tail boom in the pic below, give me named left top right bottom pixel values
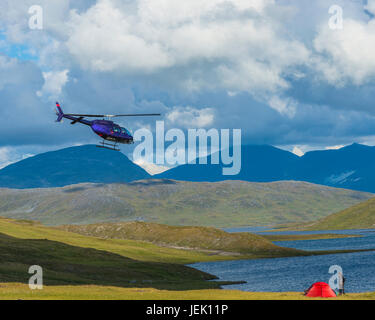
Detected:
left=55, top=102, right=64, bottom=122
left=55, top=102, right=92, bottom=126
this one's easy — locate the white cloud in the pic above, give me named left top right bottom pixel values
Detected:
left=63, top=0, right=309, bottom=97
left=0, top=0, right=312, bottom=117
left=133, top=158, right=170, bottom=175
left=268, top=96, right=297, bottom=118
left=292, top=146, right=304, bottom=157
left=0, top=56, right=19, bottom=89
left=138, top=0, right=272, bottom=26
left=0, top=147, right=33, bottom=169
left=167, top=107, right=215, bottom=128
left=37, top=69, right=69, bottom=99
left=0, top=147, right=13, bottom=168
left=66, top=0, right=171, bottom=73
left=314, top=17, right=375, bottom=85
left=365, top=0, right=375, bottom=15
left=325, top=145, right=345, bottom=150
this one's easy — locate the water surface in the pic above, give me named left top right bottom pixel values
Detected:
left=191, top=229, right=375, bottom=293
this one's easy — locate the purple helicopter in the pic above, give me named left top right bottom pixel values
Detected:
left=55, top=102, right=160, bottom=151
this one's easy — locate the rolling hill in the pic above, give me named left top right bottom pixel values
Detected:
left=300, top=197, right=375, bottom=230
left=0, top=145, right=150, bottom=188
left=0, top=217, right=218, bottom=290
left=0, top=179, right=371, bottom=227
left=0, top=217, right=306, bottom=290
left=59, top=221, right=299, bottom=257
left=156, top=143, right=375, bottom=193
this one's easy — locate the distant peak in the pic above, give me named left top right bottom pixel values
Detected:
left=345, top=143, right=368, bottom=149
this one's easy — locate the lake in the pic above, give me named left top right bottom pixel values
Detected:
left=190, top=228, right=375, bottom=293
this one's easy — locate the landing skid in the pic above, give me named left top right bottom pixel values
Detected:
left=96, top=140, right=120, bottom=151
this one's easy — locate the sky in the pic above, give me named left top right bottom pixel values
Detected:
left=1, top=0, right=375, bottom=173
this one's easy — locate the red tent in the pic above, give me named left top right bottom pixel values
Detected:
left=305, top=282, right=336, bottom=298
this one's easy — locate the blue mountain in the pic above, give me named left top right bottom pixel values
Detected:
left=156, top=145, right=300, bottom=182
left=156, top=143, right=375, bottom=193
left=2, top=143, right=375, bottom=192
left=292, top=143, right=375, bottom=192
left=0, top=145, right=150, bottom=188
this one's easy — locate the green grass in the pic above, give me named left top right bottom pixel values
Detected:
left=0, top=231, right=229, bottom=291
left=0, top=180, right=371, bottom=227
left=0, top=217, right=372, bottom=262
left=0, top=217, right=305, bottom=291
left=287, top=196, right=375, bottom=230
left=0, top=219, right=217, bottom=265
left=57, top=220, right=375, bottom=258
left=1, top=283, right=374, bottom=300
left=59, top=221, right=304, bottom=258
left=0, top=217, right=240, bottom=291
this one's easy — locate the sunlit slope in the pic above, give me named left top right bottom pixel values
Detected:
left=302, top=197, right=375, bottom=230
left=0, top=218, right=234, bottom=264
left=0, top=180, right=371, bottom=227
left=0, top=217, right=304, bottom=290
left=59, top=221, right=303, bottom=258
left=0, top=219, right=221, bottom=290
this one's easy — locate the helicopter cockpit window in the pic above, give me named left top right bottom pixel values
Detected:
left=120, top=127, right=130, bottom=135
left=113, top=127, right=121, bottom=133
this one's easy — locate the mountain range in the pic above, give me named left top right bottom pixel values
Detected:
left=156, top=143, right=375, bottom=193
left=1, top=143, right=375, bottom=193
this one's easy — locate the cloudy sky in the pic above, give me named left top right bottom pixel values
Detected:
left=1, top=0, right=375, bottom=171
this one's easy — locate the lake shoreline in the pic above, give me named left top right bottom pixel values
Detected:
left=190, top=228, right=375, bottom=294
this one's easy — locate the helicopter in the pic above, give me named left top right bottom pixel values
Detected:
left=55, top=102, right=161, bottom=151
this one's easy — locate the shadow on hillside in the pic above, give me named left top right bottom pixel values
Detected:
left=0, top=233, right=217, bottom=290
left=128, top=179, right=178, bottom=187
left=62, top=184, right=107, bottom=193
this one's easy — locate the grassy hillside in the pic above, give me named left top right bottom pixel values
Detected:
left=59, top=221, right=302, bottom=258
left=0, top=217, right=240, bottom=265
left=0, top=232, right=221, bottom=290
left=0, top=217, right=307, bottom=291
left=0, top=179, right=371, bottom=227
left=1, top=283, right=375, bottom=300
left=59, top=221, right=374, bottom=258
left=0, top=218, right=233, bottom=290
left=300, top=197, right=375, bottom=230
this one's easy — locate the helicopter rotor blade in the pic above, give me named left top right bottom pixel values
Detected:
left=65, top=113, right=161, bottom=118
left=106, top=113, right=161, bottom=118
left=65, top=114, right=104, bottom=117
